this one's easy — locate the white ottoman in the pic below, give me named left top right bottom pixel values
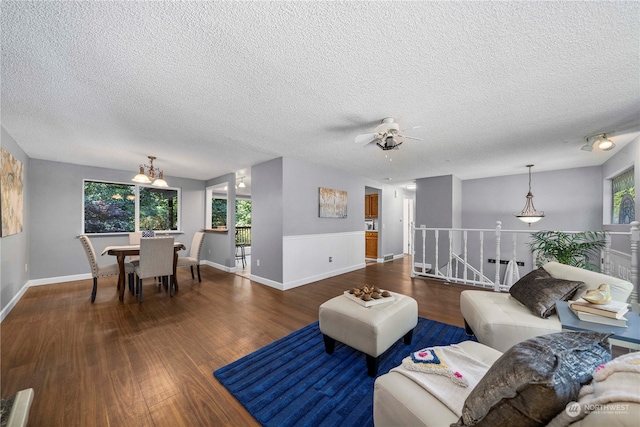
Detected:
left=319, top=292, right=418, bottom=377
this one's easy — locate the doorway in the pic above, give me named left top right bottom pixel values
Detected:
left=403, top=197, right=414, bottom=254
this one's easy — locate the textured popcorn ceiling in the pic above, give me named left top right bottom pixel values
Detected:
left=2, top=1, right=639, bottom=191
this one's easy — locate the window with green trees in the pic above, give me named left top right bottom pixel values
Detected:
left=612, top=167, right=634, bottom=224
left=210, top=198, right=251, bottom=226
left=83, top=180, right=180, bottom=233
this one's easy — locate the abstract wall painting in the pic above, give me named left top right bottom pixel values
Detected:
left=1, top=147, right=24, bottom=237
left=319, top=187, right=347, bottom=218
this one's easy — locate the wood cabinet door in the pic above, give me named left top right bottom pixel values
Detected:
left=369, top=194, right=378, bottom=218
left=365, top=232, right=378, bottom=258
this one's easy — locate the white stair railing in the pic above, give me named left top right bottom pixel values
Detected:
left=411, top=221, right=640, bottom=300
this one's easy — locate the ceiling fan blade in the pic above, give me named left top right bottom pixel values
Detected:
left=398, top=134, right=423, bottom=141
left=401, top=126, right=422, bottom=132
left=355, top=133, right=379, bottom=145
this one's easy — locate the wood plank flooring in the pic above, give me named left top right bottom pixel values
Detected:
left=1, top=257, right=478, bottom=427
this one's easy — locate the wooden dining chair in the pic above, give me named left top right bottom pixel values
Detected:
left=79, top=235, right=134, bottom=303
left=177, top=232, right=205, bottom=282
left=134, top=237, right=175, bottom=302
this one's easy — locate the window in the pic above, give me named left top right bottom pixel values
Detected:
left=211, top=198, right=227, bottom=227
left=83, top=180, right=180, bottom=234
left=612, top=167, right=635, bottom=224
left=210, top=197, right=251, bottom=227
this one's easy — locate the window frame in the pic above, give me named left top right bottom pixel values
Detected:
left=603, top=165, right=635, bottom=227
left=82, top=178, right=182, bottom=235
left=610, top=166, right=635, bottom=225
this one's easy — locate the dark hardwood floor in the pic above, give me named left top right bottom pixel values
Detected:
left=1, top=256, right=478, bottom=427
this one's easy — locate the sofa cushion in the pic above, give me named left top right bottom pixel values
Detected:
left=453, top=331, right=611, bottom=427
left=542, top=261, right=633, bottom=302
left=509, top=267, right=583, bottom=318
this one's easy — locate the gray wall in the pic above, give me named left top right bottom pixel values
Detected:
left=204, top=173, right=237, bottom=268
left=251, top=157, right=284, bottom=282
left=28, top=159, right=205, bottom=280
left=414, top=175, right=461, bottom=268
left=462, top=166, right=603, bottom=231
left=1, top=128, right=30, bottom=314
left=282, top=157, right=365, bottom=236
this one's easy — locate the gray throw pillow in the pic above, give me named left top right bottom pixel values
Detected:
left=509, top=267, right=582, bottom=318
left=452, top=331, right=611, bottom=427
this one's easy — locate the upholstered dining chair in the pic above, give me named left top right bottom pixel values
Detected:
left=128, top=231, right=155, bottom=263
left=134, top=237, right=175, bottom=302
left=128, top=231, right=143, bottom=263
left=79, top=235, right=134, bottom=303
left=177, top=232, right=205, bottom=282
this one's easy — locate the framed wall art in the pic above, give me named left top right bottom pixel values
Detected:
left=1, top=147, right=24, bottom=237
left=319, top=187, right=347, bottom=218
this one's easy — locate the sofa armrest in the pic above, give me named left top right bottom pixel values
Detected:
left=542, top=262, right=633, bottom=302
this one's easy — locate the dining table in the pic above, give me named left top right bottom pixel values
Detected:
left=101, top=242, right=186, bottom=301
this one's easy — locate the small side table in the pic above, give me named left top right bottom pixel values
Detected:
left=556, top=301, right=640, bottom=351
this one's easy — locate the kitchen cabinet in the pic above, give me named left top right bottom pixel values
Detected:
left=365, top=194, right=379, bottom=218
left=365, top=231, right=378, bottom=259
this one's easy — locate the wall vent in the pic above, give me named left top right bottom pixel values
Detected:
left=383, top=254, right=394, bottom=262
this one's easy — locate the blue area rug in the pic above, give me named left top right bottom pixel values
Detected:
left=214, top=317, right=476, bottom=427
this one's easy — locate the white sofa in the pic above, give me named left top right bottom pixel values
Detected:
left=373, top=340, right=640, bottom=427
left=460, top=261, right=634, bottom=352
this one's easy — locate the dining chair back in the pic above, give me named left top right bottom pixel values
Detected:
left=128, top=232, right=143, bottom=263
left=129, top=232, right=142, bottom=245
left=177, top=232, right=205, bottom=282
left=79, top=235, right=134, bottom=303
left=134, top=237, right=175, bottom=302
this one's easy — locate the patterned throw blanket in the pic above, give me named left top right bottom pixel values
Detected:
left=390, top=344, right=491, bottom=416
left=548, top=351, right=640, bottom=426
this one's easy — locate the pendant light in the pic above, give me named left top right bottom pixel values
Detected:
left=514, top=164, right=545, bottom=226
left=132, top=156, right=169, bottom=187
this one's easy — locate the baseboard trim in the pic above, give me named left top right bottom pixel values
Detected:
left=249, top=275, right=284, bottom=290
left=202, top=260, right=236, bottom=273
left=28, top=273, right=92, bottom=287
left=282, top=263, right=366, bottom=290
left=0, top=281, right=30, bottom=323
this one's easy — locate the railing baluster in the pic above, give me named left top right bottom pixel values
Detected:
left=463, top=230, right=468, bottom=282
left=630, top=221, right=639, bottom=303
left=434, top=230, right=439, bottom=276
left=479, top=231, right=484, bottom=285
left=494, top=221, right=501, bottom=292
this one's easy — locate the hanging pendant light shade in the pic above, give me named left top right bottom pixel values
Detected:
left=132, top=156, right=169, bottom=187
left=514, top=164, right=545, bottom=226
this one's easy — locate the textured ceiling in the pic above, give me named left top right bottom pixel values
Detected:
left=2, top=1, right=639, bottom=192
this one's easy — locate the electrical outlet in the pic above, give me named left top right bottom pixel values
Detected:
left=329, top=257, right=333, bottom=262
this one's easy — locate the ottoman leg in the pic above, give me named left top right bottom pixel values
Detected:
left=403, top=329, right=414, bottom=345
left=464, top=319, right=475, bottom=336
left=366, top=355, right=379, bottom=377
left=323, top=334, right=336, bottom=354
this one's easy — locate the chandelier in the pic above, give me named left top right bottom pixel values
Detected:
left=132, top=156, right=169, bottom=187
left=514, top=164, right=545, bottom=226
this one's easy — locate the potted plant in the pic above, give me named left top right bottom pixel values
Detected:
left=527, top=231, right=607, bottom=271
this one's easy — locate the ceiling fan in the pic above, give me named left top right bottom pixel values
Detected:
left=354, top=117, right=422, bottom=151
